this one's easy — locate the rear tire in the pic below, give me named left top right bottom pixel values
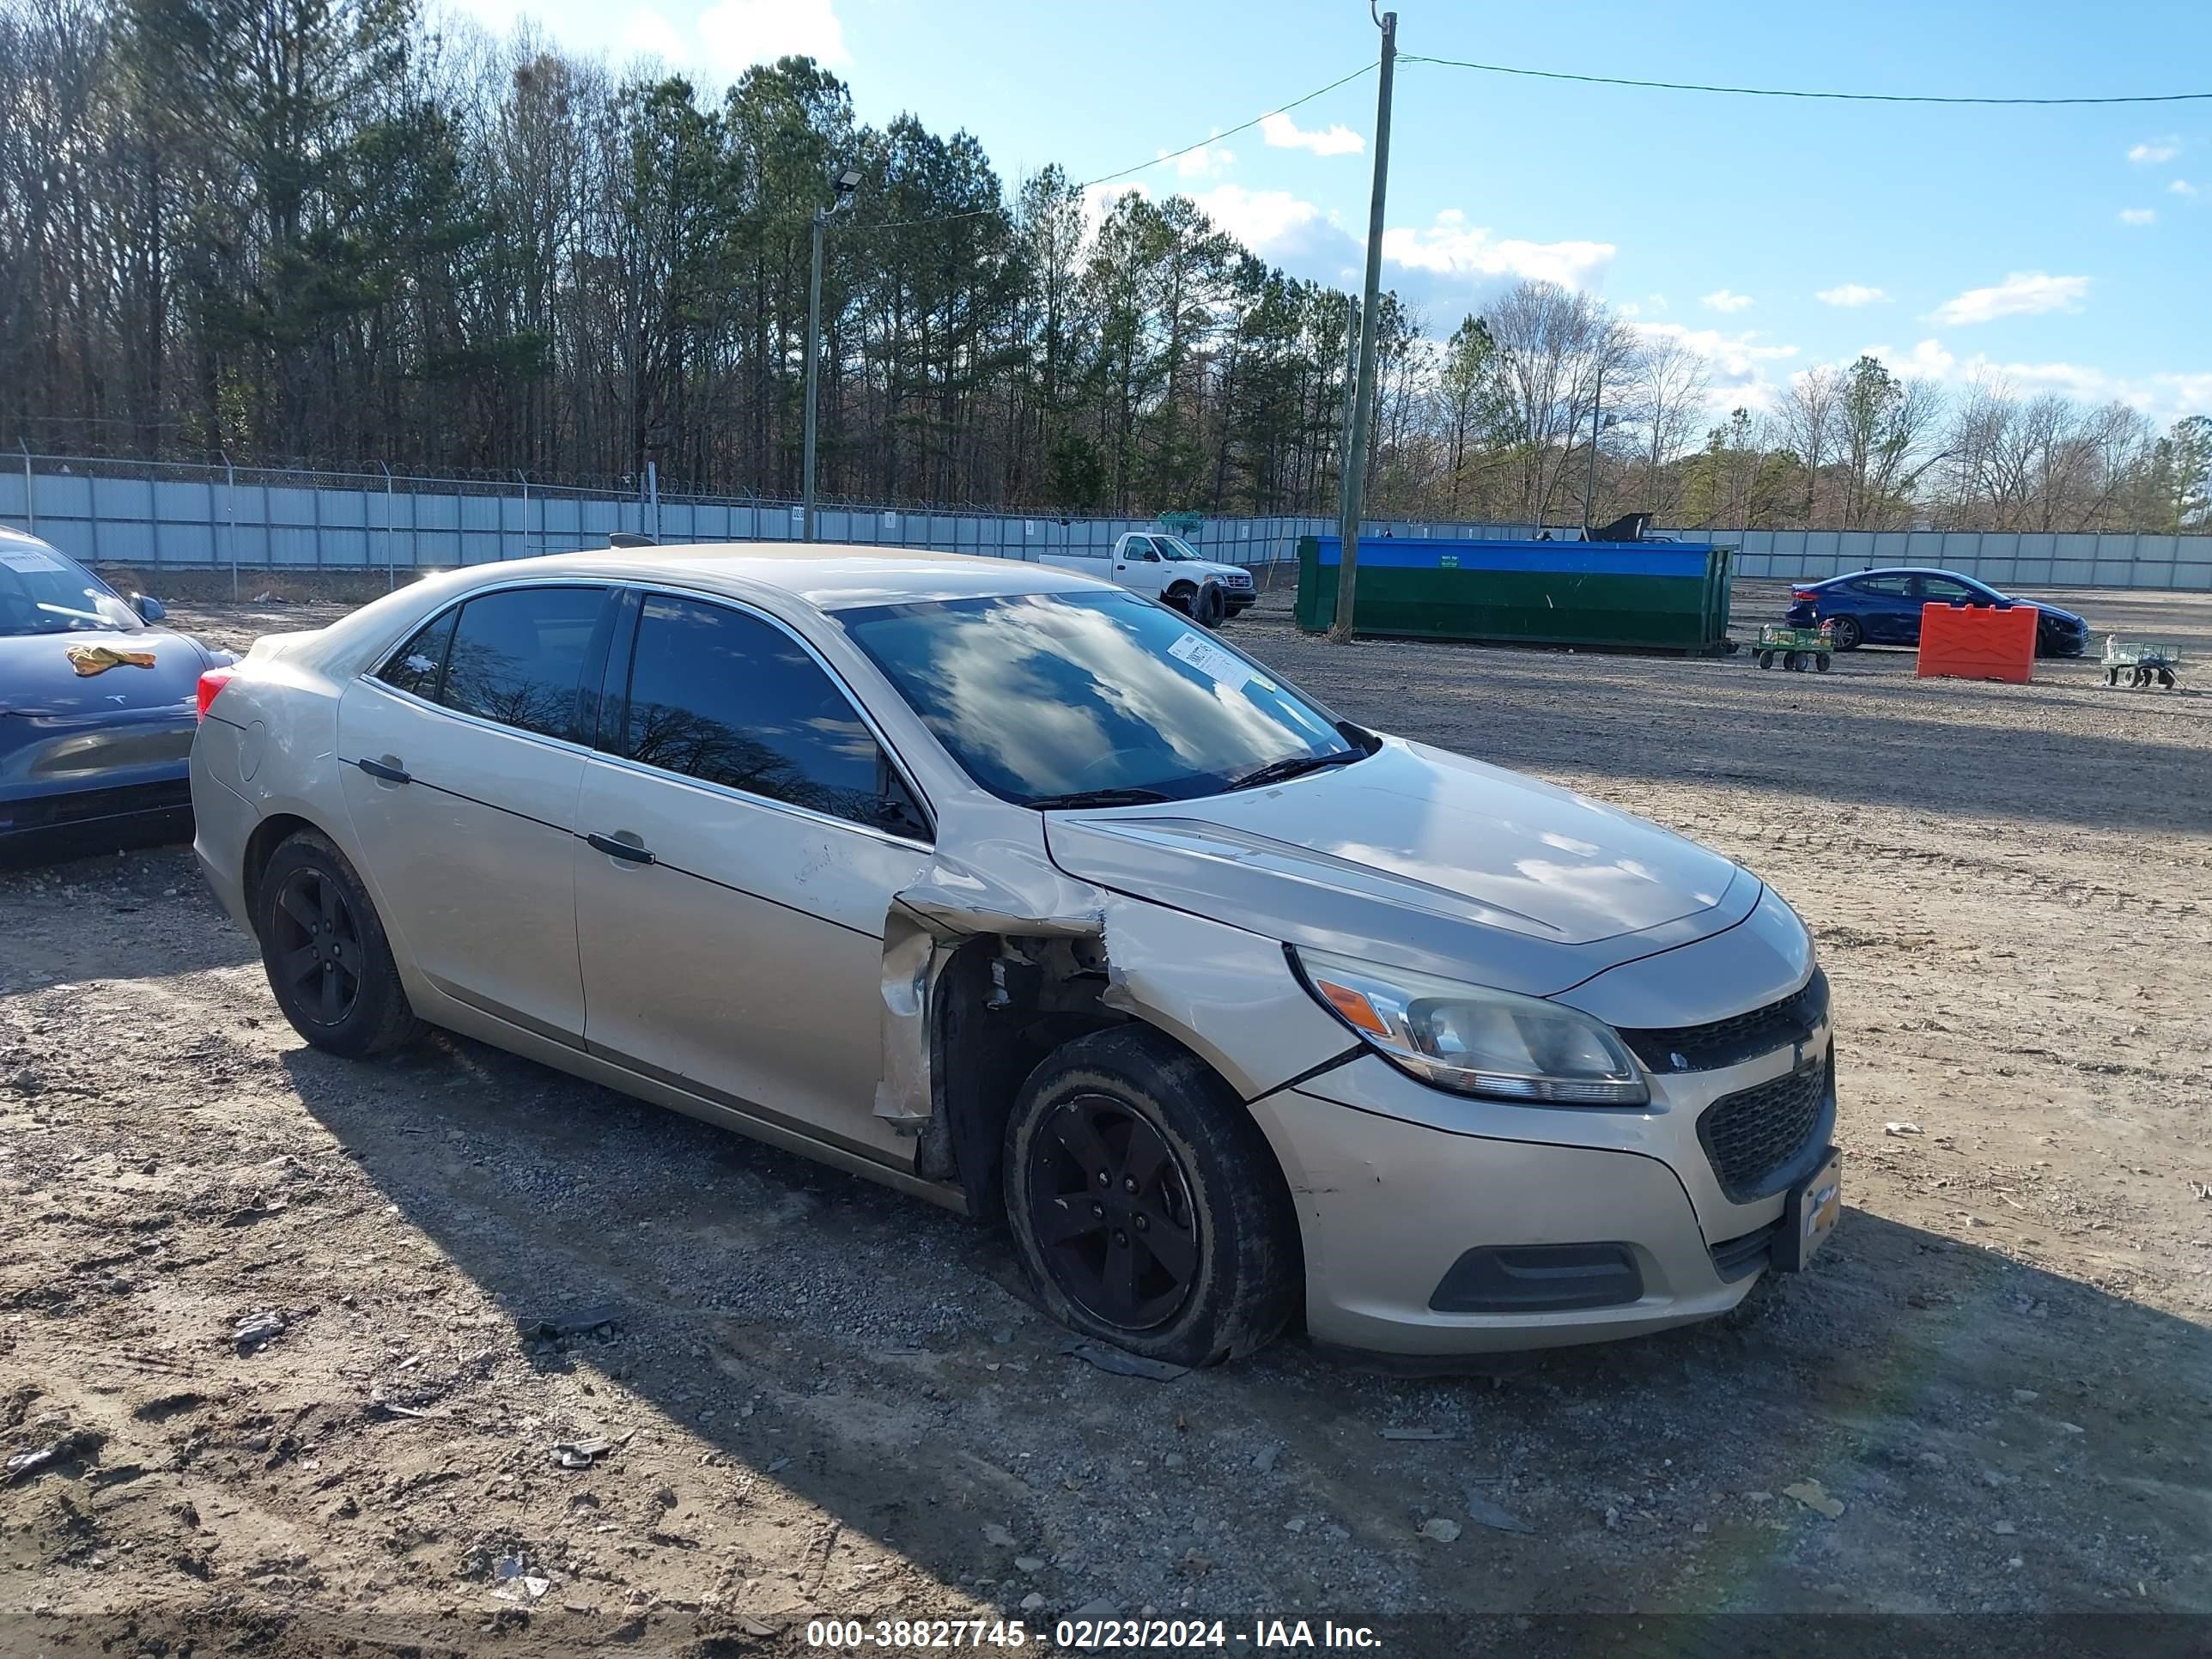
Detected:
left=253, top=830, right=423, bottom=1058
left=1827, top=616, right=1863, bottom=651
left=1004, top=1026, right=1300, bottom=1368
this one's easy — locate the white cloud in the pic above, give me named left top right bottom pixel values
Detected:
left=1815, top=283, right=1889, bottom=307
left=622, top=8, right=688, bottom=61
left=1258, top=112, right=1364, bottom=157
left=697, top=0, right=848, bottom=72
left=2118, top=207, right=2157, bottom=226
left=1927, top=270, right=2090, bottom=326
left=1163, top=139, right=1235, bottom=180
left=1700, top=289, right=1753, bottom=313
left=1632, top=321, right=1799, bottom=411
left=2172, top=179, right=2200, bottom=198
left=1381, top=210, right=1615, bottom=289
left=1856, top=338, right=1957, bottom=380
left=2128, top=137, right=2181, bottom=163
left=1187, top=185, right=1323, bottom=253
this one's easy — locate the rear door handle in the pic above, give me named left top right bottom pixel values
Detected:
left=356, top=757, right=411, bottom=784
left=586, top=832, right=655, bottom=865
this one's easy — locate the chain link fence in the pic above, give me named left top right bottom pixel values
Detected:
left=4, top=451, right=2209, bottom=592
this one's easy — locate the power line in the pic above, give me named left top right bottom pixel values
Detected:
left=1401, top=52, right=2212, bottom=106
left=858, top=61, right=1376, bottom=233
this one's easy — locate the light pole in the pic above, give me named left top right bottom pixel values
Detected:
left=802, top=167, right=862, bottom=541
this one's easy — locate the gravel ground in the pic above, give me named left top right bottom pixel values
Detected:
left=3, top=578, right=2209, bottom=1656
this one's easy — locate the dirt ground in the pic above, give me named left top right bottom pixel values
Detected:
left=3, top=577, right=2210, bottom=1656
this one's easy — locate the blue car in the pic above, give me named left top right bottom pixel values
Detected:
left=1, top=526, right=234, bottom=861
left=1795, top=568, right=2090, bottom=658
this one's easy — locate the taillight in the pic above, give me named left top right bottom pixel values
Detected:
left=1791, top=587, right=1818, bottom=602
left=196, top=667, right=236, bottom=722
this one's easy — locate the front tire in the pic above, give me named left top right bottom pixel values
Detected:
left=1004, top=1027, right=1300, bottom=1367
left=1826, top=616, right=1863, bottom=651
left=254, top=830, right=423, bottom=1058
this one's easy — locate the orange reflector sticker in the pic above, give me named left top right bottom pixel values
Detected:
left=1316, top=980, right=1390, bottom=1036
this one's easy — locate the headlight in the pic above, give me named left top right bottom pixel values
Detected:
left=1291, top=947, right=1649, bottom=1106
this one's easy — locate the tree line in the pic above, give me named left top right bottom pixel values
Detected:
left=3, top=0, right=2206, bottom=532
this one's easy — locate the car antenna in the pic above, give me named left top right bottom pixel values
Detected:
left=608, top=532, right=658, bottom=549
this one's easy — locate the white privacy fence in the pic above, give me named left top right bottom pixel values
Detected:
left=4, top=456, right=2209, bottom=591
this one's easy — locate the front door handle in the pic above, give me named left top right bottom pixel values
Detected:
left=356, top=757, right=411, bottom=784
left=586, top=832, right=655, bottom=866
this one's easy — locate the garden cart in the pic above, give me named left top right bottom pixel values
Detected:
left=2100, top=638, right=2182, bottom=690
left=1755, top=622, right=1833, bottom=674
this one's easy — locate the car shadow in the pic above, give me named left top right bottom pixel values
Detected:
left=279, top=1030, right=2212, bottom=1626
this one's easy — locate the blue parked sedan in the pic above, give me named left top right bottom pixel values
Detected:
left=2, top=526, right=234, bottom=861
left=1795, top=568, right=2090, bottom=658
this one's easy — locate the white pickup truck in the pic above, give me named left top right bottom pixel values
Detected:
left=1038, top=531, right=1256, bottom=625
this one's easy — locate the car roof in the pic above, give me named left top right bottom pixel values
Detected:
left=1820, top=567, right=1984, bottom=583
left=445, top=542, right=1113, bottom=611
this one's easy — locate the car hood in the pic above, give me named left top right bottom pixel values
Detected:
left=1044, top=737, right=1758, bottom=997
left=1, top=629, right=209, bottom=717
left=2020, top=600, right=2084, bottom=626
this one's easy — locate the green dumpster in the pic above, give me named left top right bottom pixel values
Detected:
left=1296, top=535, right=1734, bottom=654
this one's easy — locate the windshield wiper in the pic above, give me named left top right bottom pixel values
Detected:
left=1024, top=786, right=1176, bottom=811
left=1222, top=748, right=1367, bottom=793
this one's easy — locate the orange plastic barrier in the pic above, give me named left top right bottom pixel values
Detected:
left=1916, top=602, right=2036, bottom=684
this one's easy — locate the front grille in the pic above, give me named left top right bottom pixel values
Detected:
left=1698, top=1057, right=1831, bottom=1202
left=1620, top=968, right=1828, bottom=1073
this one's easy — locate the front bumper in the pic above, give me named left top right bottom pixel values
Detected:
left=1245, top=1030, right=1834, bottom=1354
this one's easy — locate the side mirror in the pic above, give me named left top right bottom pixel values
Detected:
left=131, top=593, right=167, bottom=623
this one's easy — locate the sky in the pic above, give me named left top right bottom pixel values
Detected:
left=436, top=0, right=2212, bottom=427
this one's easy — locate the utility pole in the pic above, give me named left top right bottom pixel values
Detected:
left=802, top=167, right=863, bottom=540
left=1330, top=7, right=1396, bottom=643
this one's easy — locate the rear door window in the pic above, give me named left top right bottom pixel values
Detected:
left=617, top=592, right=927, bottom=839
left=439, top=586, right=608, bottom=740
left=376, top=611, right=458, bottom=701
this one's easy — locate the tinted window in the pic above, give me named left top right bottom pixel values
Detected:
left=377, top=611, right=457, bottom=700
left=441, top=586, right=606, bottom=738
left=621, top=594, right=925, bottom=837
left=1854, top=574, right=1914, bottom=597
left=837, top=590, right=1356, bottom=807
left=1918, top=575, right=1975, bottom=602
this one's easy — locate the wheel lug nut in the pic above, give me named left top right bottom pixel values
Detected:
left=1133, top=1213, right=1149, bottom=1231
left=1123, top=1176, right=1138, bottom=1194
left=1091, top=1203, right=1103, bottom=1218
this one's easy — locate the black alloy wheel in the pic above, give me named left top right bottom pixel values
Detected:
left=1003, top=1026, right=1300, bottom=1366
left=270, top=865, right=364, bottom=1028
left=1024, top=1093, right=1199, bottom=1330
left=253, top=829, right=424, bottom=1057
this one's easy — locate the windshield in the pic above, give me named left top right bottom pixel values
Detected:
left=0, top=541, right=141, bottom=637
left=1154, top=535, right=1200, bottom=562
left=837, top=590, right=1358, bottom=807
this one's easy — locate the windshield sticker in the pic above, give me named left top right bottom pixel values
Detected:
left=1167, top=630, right=1255, bottom=692
left=0, top=546, right=68, bottom=574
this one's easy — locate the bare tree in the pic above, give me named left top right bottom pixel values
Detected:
left=1480, top=279, right=1636, bottom=527
left=1624, top=331, right=1711, bottom=517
